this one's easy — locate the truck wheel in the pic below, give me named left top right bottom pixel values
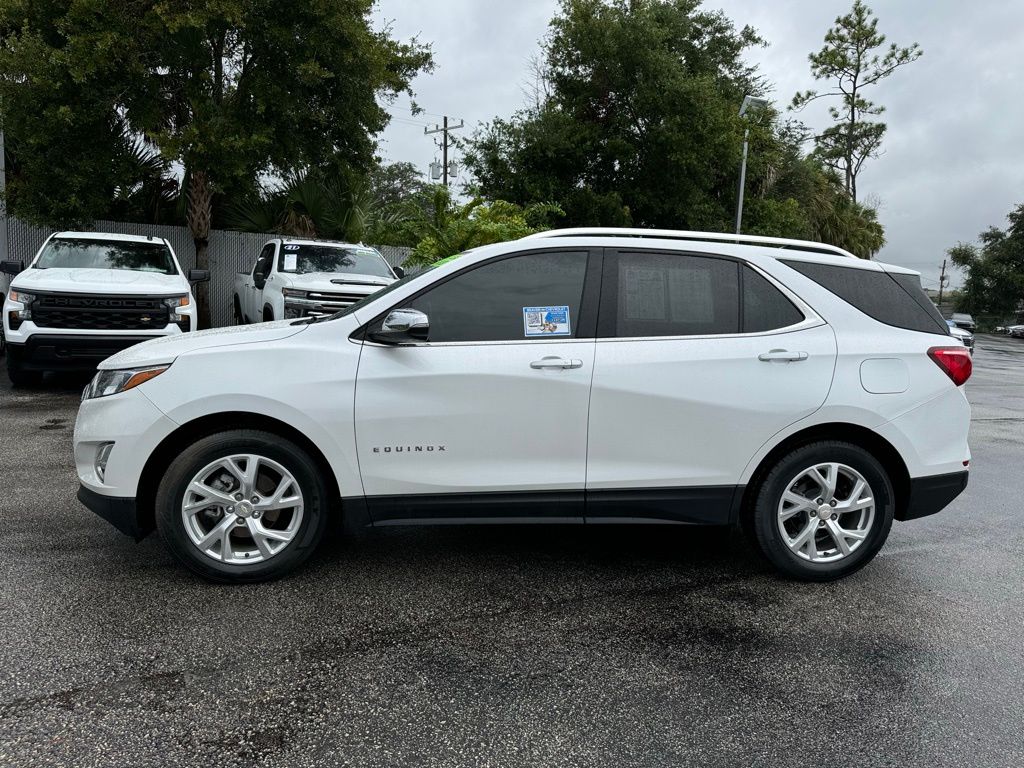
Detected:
left=263, top=305, right=274, bottom=322
left=750, top=441, right=894, bottom=582
left=155, top=430, right=330, bottom=583
left=6, top=352, right=43, bottom=388
left=233, top=297, right=244, bottom=325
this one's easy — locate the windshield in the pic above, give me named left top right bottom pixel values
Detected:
left=279, top=244, right=394, bottom=278
left=35, top=238, right=177, bottom=275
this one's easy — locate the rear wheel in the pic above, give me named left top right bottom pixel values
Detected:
left=233, top=297, right=244, bottom=325
left=751, top=441, right=894, bottom=581
left=156, top=430, right=329, bottom=582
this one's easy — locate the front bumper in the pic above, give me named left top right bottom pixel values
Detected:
left=8, top=333, right=168, bottom=371
left=77, top=485, right=148, bottom=540
left=897, top=470, right=969, bottom=521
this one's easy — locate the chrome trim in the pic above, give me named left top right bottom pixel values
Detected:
left=520, top=227, right=857, bottom=259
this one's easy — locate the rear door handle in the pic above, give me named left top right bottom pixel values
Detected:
left=530, top=356, right=583, bottom=370
left=758, top=349, right=808, bottom=362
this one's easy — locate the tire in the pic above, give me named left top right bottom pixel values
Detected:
left=6, top=352, right=43, bottom=388
left=155, top=430, right=330, bottom=583
left=263, top=305, right=274, bottom=322
left=750, top=441, right=894, bottom=582
left=233, top=297, right=244, bottom=325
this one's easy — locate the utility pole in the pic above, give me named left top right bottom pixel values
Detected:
left=938, top=258, right=947, bottom=306
left=424, top=116, right=464, bottom=187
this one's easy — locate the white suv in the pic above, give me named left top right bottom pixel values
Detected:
left=73, top=229, right=971, bottom=583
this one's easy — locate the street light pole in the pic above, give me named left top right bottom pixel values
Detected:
left=735, top=95, right=769, bottom=235
left=735, top=126, right=749, bottom=234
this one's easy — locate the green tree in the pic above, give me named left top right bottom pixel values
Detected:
left=464, top=0, right=767, bottom=230
left=464, top=0, right=884, bottom=257
left=948, top=204, right=1024, bottom=323
left=791, top=0, right=921, bottom=203
left=401, top=186, right=563, bottom=269
left=0, top=0, right=431, bottom=325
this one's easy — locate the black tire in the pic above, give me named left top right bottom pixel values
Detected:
left=6, top=352, right=43, bottom=388
left=155, top=430, right=330, bottom=583
left=750, top=441, right=894, bottom=582
left=262, top=305, right=274, bottom=322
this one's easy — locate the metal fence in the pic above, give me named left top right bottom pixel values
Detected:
left=3, top=217, right=411, bottom=327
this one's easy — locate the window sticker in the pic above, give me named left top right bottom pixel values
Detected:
left=283, top=252, right=298, bottom=271
left=523, top=305, right=571, bottom=336
left=284, top=244, right=300, bottom=251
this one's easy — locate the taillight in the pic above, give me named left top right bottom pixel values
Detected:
left=928, top=346, right=972, bottom=386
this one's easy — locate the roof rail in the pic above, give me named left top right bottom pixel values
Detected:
left=520, top=227, right=857, bottom=259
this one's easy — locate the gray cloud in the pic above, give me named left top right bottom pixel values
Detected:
left=374, top=0, right=1024, bottom=288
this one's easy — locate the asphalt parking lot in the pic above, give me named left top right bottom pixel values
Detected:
left=1, top=337, right=1022, bottom=768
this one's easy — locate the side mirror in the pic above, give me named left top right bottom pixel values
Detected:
left=188, top=268, right=210, bottom=283
left=367, top=308, right=429, bottom=344
left=0, top=260, right=24, bottom=276
left=392, top=265, right=405, bottom=279
left=253, top=273, right=267, bottom=290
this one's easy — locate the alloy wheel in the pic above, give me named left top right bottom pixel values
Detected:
left=777, top=462, right=876, bottom=563
left=181, top=454, right=304, bottom=564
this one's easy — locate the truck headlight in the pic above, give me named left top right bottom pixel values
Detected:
left=83, top=365, right=170, bottom=400
left=282, top=289, right=308, bottom=299
left=283, top=289, right=310, bottom=319
left=6, top=289, right=34, bottom=329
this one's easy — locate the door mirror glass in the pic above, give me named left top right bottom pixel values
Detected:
left=0, top=260, right=24, bottom=276
left=392, top=265, right=405, bottom=278
left=368, top=308, right=429, bottom=344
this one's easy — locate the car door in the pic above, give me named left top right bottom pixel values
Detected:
left=248, top=243, right=275, bottom=321
left=585, top=248, right=837, bottom=524
left=354, top=248, right=601, bottom=523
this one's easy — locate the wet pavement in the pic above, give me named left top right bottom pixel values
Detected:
left=0, top=335, right=1022, bottom=767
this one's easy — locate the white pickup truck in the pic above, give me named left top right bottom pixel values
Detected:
left=1, top=231, right=207, bottom=387
left=233, top=239, right=401, bottom=323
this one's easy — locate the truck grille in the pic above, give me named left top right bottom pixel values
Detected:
left=32, top=294, right=170, bottom=331
left=307, top=290, right=368, bottom=306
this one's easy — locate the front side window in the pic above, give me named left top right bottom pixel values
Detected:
left=279, top=244, right=393, bottom=279
left=35, top=238, right=176, bottom=275
left=612, top=252, right=740, bottom=337
left=386, top=250, right=589, bottom=343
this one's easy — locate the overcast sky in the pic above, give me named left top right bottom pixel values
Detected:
left=373, top=0, right=1024, bottom=289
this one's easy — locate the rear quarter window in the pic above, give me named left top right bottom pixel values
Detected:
left=781, top=260, right=949, bottom=335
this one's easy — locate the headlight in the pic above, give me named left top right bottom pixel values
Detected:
left=282, top=288, right=309, bottom=299
left=83, top=365, right=170, bottom=400
left=6, top=289, right=34, bottom=329
left=162, top=294, right=191, bottom=322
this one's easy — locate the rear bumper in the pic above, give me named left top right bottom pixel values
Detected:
left=897, top=470, right=969, bottom=521
left=77, top=485, right=149, bottom=540
left=9, top=334, right=163, bottom=371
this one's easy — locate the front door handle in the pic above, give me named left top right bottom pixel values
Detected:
left=758, top=349, right=809, bottom=363
left=530, top=356, right=583, bottom=370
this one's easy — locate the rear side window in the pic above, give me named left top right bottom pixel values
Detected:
left=742, top=267, right=804, bottom=332
left=614, top=252, right=740, bottom=337
left=782, top=260, right=948, bottom=335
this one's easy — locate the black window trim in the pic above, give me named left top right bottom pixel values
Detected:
left=595, top=247, right=820, bottom=341
left=355, top=246, right=605, bottom=346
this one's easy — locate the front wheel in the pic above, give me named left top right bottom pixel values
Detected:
left=6, top=352, right=43, bottom=387
left=155, top=430, right=330, bottom=582
left=750, top=441, right=894, bottom=581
